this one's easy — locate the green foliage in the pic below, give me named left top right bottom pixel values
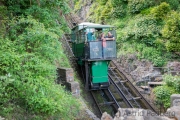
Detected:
left=157, top=0, right=180, bottom=10
left=0, top=74, right=15, bottom=106
left=140, top=7, right=153, bottom=15
left=0, top=0, right=79, bottom=119
left=74, top=0, right=82, bottom=12
left=97, top=0, right=108, bottom=5
left=0, top=17, right=78, bottom=117
left=112, top=4, right=126, bottom=18
left=105, top=0, right=180, bottom=68
left=135, top=43, right=166, bottom=66
left=161, top=11, right=180, bottom=52
left=150, top=2, right=170, bottom=20
left=154, top=38, right=166, bottom=51
left=4, top=0, right=70, bottom=15
left=163, top=74, right=180, bottom=92
left=100, top=1, right=113, bottom=20
left=117, top=42, right=166, bottom=67
left=0, top=6, right=8, bottom=37
left=154, top=74, right=180, bottom=108
left=153, top=85, right=176, bottom=108
left=8, top=16, right=64, bottom=63
left=120, top=16, right=161, bottom=46
left=128, top=0, right=155, bottom=14
left=89, top=0, right=113, bottom=23
left=111, top=0, right=127, bottom=18
left=86, top=0, right=180, bottom=109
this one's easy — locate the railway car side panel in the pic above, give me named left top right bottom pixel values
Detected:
left=89, top=41, right=102, bottom=59
left=75, top=43, right=84, bottom=57
left=91, top=61, right=109, bottom=83
left=103, top=41, right=116, bottom=58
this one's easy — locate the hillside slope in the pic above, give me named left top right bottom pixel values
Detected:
left=74, top=0, right=180, bottom=110
left=0, top=1, right=80, bottom=119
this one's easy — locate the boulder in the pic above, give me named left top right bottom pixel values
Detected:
left=171, top=94, right=180, bottom=107
left=101, top=112, right=113, bottom=120
left=166, top=106, right=180, bottom=120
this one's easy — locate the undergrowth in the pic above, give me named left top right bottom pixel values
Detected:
left=0, top=0, right=80, bottom=119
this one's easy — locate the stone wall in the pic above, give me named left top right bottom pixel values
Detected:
left=57, top=67, right=80, bottom=97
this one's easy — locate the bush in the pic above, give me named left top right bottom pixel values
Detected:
left=153, top=85, right=176, bottom=108
left=112, top=5, right=126, bottom=18
left=161, top=11, right=180, bottom=52
left=153, top=74, right=180, bottom=109
left=0, top=0, right=79, bottom=118
left=150, top=2, right=170, bottom=20
left=119, top=16, right=161, bottom=46
left=128, top=0, right=155, bottom=14
left=0, top=17, right=79, bottom=119
left=163, top=74, right=180, bottom=92
left=100, top=0, right=113, bottom=20
left=136, top=44, right=166, bottom=66
left=111, top=0, right=127, bottom=18
left=97, top=0, right=108, bottom=5
left=157, top=0, right=179, bottom=10
left=154, top=38, right=166, bottom=51
left=117, top=42, right=166, bottom=67
left=74, top=0, right=82, bottom=12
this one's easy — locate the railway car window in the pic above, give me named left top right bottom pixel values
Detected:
left=108, top=30, right=116, bottom=39
left=77, top=30, right=85, bottom=43
left=86, top=28, right=96, bottom=41
left=71, top=31, right=76, bottom=42
left=75, top=32, right=78, bottom=43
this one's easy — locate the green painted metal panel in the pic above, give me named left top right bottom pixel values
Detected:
left=76, top=43, right=84, bottom=57
left=91, top=61, right=109, bottom=83
left=73, top=43, right=84, bottom=57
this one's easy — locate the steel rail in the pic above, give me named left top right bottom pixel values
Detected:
left=90, top=91, right=103, bottom=115
left=106, top=89, right=121, bottom=108
left=110, top=61, right=158, bottom=113
left=108, top=74, right=134, bottom=108
left=108, top=67, right=141, bottom=108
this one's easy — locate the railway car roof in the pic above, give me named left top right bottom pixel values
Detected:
left=72, top=22, right=114, bottom=30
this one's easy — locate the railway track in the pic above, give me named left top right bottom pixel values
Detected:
left=90, top=89, right=120, bottom=116
left=61, top=12, right=158, bottom=116
left=109, top=61, right=157, bottom=113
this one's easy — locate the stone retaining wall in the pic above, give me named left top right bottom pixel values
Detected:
left=57, top=67, right=80, bottom=97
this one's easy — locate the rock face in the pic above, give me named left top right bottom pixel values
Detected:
left=117, top=54, right=180, bottom=84
left=167, top=62, right=180, bottom=75
left=117, top=54, right=163, bottom=85
left=73, top=0, right=93, bottom=22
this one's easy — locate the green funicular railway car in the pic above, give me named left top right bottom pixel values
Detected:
left=71, top=22, right=117, bottom=90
